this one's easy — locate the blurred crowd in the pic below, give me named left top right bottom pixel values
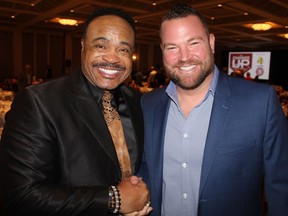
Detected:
left=1, top=64, right=287, bottom=119
left=0, top=64, right=53, bottom=93
left=127, top=65, right=170, bottom=93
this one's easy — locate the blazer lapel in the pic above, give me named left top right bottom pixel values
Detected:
left=68, top=70, right=120, bottom=171
left=152, top=92, right=170, bottom=203
left=199, top=73, right=232, bottom=194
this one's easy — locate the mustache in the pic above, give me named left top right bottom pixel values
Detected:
left=175, top=59, right=201, bottom=67
left=92, top=62, right=126, bottom=70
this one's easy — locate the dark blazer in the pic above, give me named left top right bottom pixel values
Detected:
left=0, top=70, right=144, bottom=215
left=139, top=71, right=288, bottom=216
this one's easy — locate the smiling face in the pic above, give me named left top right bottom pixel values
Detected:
left=81, top=15, right=134, bottom=90
left=160, top=15, right=215, bottom=90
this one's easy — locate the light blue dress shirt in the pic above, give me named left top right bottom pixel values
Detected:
left=161, top=67, right=219, bottom=216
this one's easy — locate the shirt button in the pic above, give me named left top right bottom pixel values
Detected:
left=183, top=133, right=188, bottom=138
left=182, top=163, right=187, bottom=168
left=183, top=193, right=188, bottom=199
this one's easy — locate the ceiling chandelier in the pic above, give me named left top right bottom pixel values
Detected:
left=58, top=18, right=77, bottom=26
left=251, top=23, right=272, bottom=31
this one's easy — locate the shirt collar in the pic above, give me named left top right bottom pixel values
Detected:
left=210, top=65, right=219, bottom=96
left=85, top=76, right=121, bottom=107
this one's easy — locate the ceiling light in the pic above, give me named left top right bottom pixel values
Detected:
left=278, top=33, right=288, bottom=39
left=50, top=18, right=84, bottom=26
left=251, top=23, right=272, bottom=31
left=243, top=22, right=279, bottom=31
left=58, top=18, right=77, bottom=26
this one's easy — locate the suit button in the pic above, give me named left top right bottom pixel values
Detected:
left=183, top=193, right=188, bottom=199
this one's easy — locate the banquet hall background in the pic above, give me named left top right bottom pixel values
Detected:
left=0, top=0, right=288, bottom=136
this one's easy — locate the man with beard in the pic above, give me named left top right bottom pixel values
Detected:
left=138, top=3, right=288, bottom=216
left=0, top=8, right=152, bottom=216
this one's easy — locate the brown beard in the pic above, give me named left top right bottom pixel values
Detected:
left=165, top=48, right=215, bottom=90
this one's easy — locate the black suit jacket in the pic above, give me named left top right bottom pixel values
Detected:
left=0, top=70, right=144, bottom=215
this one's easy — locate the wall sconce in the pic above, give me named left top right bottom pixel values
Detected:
left=58, top=18, right=77, bottom=26
left=132, top=55, right=137, bottom=61
left=251, top=23, right=272, bottom=31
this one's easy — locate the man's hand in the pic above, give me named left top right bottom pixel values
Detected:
left=129, top=175, right=142, bottom=185
left=123, top=203, right=153, bottom=216
left=117, top=176, right=150, bottom=214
